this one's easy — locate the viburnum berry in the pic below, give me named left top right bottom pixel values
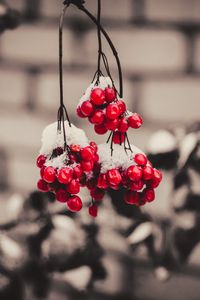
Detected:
left=143, top=188, right=155, bottom=203
left=90, top=88, right=105, bottom=105
left=70, top=144, right=81, bottom=153
left=143, top=166, right=153, bottom=180
left=105, top=87, right=116, bottom=103
left=93, top=153, right=99, bottom=163
left=129, top=180, right=144, bottom=191
left=77, top=106, right=86, bottom=118
left=88, top=204, right=98, bottom=217
left=152, top=169, right=162, bottom=183
left=56, top=189, right=70, bottom=203
left=128, top=113, right=143, bottom=129
left=67, top=179, right=80, bottom=194
left=94, top=124, right=108, bottom=135
left=37, top=179, right=49, bottom=192
left=80, top=100, right=94, bottom=117
left=67, top=195, right=83, bottom=212
left=57, top=167, right=73, bottom=184
left=40, top=166, right=45, bottom=178
left=124, top=190, right=139, bottom=205
left=43, top=166, right=56, bottom=183
left=90, top=188, right=105, bottom=201
left=69, top=154, right=77, bottom=163
left=116, top=100, right=126, bottom=115
left=97, top=173, right=109, bottom=189
left=105, top=118, right=119, bottom=131
left=90, top=141, right=98, bottom=153
left=113, top=132, right=125, bottom=144
left=81, top=160, right=94, bottom=172
left=118, top=117, right=129, bottom=132
left=73, top=164, right=83, bottom=179
left=134, top=153, right=147, bottom=166
left=86, top=177, right=98, bottom=190
left=147, top=179, right=160, bottom=189
left=89, top=110, right=104, bottom=125
left=106, top=103, right=120, bottom=120
left=127, top=165, right=143, bottom=181
left=107, top=169, right=122, bottom=186
left=36, top=155, right=46, bottom=168
left=80, top=146, right=94, bottom=161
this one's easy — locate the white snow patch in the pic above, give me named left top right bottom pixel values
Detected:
left=40, top=122, right=89, bottom=156
left=78, top=76, right=113, bottom=106
left=98, top=143, right=145, bottom=173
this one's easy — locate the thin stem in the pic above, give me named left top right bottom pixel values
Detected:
left=78, top=5, right=123, bottom=98
left=97, top=0, right=102, bottom=81
left=59, top=5, right=71, bottom=127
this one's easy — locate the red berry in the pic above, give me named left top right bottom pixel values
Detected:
left=97, top=173, right=109, bottom=189
left=67, top=179, right=80, bottom=194
left=36, top=155, right=46, bottom=168
left=73, top=164, right=83, bottom=179
left=40, top=166, right=45, bottom=178
left=143, top=166, right=153, bottom=180
left=147, top=179, right=160, bottom=189
left=113, top=132, right=125, bottom=144
left=124, top=191, right=139, bottom=205
left=105, top=118, right=119, bottom=131
left=70, top=144, right=81, bottom=153
left=127, top=165, right=142, bottom=181
left=88, top=204, right=98, bottom=217
left=69, top=154, right=77, bottom=162
left=134, top=153, right=147, bottom=166
left=89, top=110, right=104, bottom=125
left=67, top=195, right=82, bottom=212
left=89, top=141, right=98, bottom=153
left=80, top=100, right=94, bottom=117
left=116, top=100, right=126, bottom=115
left=105, top=87, right=116, bottom=102
left=77, top=106, right=86, bottom=118
left=129, top=180, right=144, bottom=191
left=37, top=179, right=49, bottom=192
left=94, top=124, right=108, bottom=135
left=118, top=117, right=129, bottom=132
left=128, top=113, right=143, bottom=129
left=86, top=177, right=98, bottom=190
left=107, top=169, right=122, bottom=186
left=90, top=88, right=105, bottom=105
left=143, top=188, right=155, bottom=203
left=57, top=167, right=73, bottom=184
left=93, top=153, right=99, bottom=163
left=43, top=166, right=56, bottom=183
left=153, top=169, right=162, bottom=183
left=81, top=160, right=94, bottom=172
left=56, top=189, right=70, bottom=203
left=106, top=103, right=120, bottom=120
left=90, top=188, right=105, bottom=201
left=80, top=146, right=94, bottom=161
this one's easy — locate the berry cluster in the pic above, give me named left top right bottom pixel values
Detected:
left=77, top=78, right=142, bottom=143
left=36, top=123, right=100, bottom=216
left=93, top=143, right=162, bottom=207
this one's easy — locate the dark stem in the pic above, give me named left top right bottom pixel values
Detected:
left=78, top=5, right=123, bottom=98
left=96, top=0, right=102, bottom=82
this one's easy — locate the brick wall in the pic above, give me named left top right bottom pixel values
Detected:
left=1, top=0, right=200, bottom=191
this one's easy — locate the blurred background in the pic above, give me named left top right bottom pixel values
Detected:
left=0, top=0, right=200, bottom=299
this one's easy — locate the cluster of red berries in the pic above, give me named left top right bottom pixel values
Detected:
left=36, top=142, right=100, bottom=216
left=91, top=152, right=162, bottom=206
left=77, top=85, right=142, bottom=143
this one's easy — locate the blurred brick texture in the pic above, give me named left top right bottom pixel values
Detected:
left=0, top=0, right=200, bottom=191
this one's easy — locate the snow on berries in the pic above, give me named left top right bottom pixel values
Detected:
left=36, top=77, right=163, bottom=217
left=76, top=76, right=143, bottom=139
left=36, top=121, right=100, bottom=214
left=96, top=143, right=162, bottom=207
